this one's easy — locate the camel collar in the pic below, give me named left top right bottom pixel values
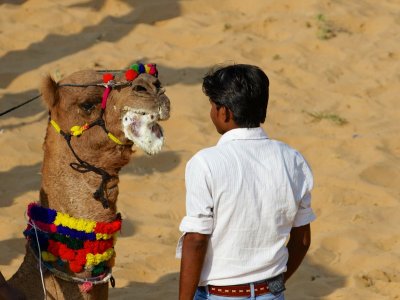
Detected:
left=24, top=203, right=121, bottom=276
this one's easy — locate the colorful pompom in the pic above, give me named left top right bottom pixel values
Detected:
left=130, top=64, right=139, bottom=72
left=127, top=63, right=158, bottom=78
left=138, top=63, right=145, bottom=73
left=125, top=69, right=138, bottom=81
left=102, top=73, right=114, bottom=84
left=149, top=65, right=157, bottom=76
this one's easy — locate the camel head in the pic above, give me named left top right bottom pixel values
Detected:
left=41, top=65, right=170, bottom=158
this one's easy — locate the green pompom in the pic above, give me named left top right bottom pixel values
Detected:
left=130, top=64, right=139, bottom=72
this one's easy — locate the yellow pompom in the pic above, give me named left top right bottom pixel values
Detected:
left=85, top=249, right=115, bottom=268
left=42, top=251, right=57, bottom=262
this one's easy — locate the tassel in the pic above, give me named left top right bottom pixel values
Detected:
left=79, top=281, right=93, bottom=293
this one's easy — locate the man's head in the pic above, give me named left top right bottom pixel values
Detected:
left=202, top=64, right=269, bottom=131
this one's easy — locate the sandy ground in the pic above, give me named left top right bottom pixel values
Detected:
left=0, top=0, right=399, bottom=299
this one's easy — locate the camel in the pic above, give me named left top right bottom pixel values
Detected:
left=0, top=64, right=170, bottom=300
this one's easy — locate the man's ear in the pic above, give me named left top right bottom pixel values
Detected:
left=223, top=107, right=232, bottom=123
left=41, top=75, right=59, bottom=109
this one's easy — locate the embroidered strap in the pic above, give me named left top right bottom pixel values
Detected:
left=50, top=119, right=124, bottom=145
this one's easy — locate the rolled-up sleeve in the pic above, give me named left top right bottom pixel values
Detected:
left=179, top=154, right=214, bottom=234
left=176, top=154, right=214, bottom=258
left=293, top=153, right=316, bottom=227
left=293, top=191, right=316, bottom=227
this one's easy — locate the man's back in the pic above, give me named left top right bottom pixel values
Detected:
left=183, top=127, right=315, bottom=286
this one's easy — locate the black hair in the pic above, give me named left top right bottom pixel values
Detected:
left=202, top=64, right=269, bottom=128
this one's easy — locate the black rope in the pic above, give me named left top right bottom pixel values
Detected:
left=58, top=81, right=131, bottom=88
left=1, top=68, right=156, bottom=117
left=58, top=83, right=103, bottom=87
left=59, top=130, right=113, bottom=209
left=96, top=69, right=126, bottom=73
left=0, top=94, right=41, bottom=117
left=2, top=80, right=128, bottom=208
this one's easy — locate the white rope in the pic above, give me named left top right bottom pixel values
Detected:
left=30, top=220, right=47, bottom=300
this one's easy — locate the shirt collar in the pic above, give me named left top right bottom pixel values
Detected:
left=217, top=127, right=268, bottom=146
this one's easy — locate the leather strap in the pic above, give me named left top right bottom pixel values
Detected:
left=208, top=281, right=269, bottom=297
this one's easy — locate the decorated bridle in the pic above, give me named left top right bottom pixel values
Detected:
left=49, top=63, right=158, bottom=209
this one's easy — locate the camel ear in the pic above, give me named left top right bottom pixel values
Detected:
left=41, top=75, right=59, bottom=108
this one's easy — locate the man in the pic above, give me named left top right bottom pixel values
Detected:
left=177, top=64, right=315, bottom=300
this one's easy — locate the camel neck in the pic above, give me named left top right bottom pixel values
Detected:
left=39, top=126, right=130, bottom=220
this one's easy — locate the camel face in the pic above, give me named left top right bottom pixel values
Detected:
left=42, top=70, right=170, bottom=156
left=117, top=73, right=170, bottom=155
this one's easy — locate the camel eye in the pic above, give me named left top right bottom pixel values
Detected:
left=80, top=102, right=96, bottom=113
left=133, top=85, right=147, bottom=92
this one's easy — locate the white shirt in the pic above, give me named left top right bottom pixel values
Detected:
left=177, top=127, right=315, bottom=286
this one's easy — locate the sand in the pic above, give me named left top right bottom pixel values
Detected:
left=0, top=0, right=399, bottom=299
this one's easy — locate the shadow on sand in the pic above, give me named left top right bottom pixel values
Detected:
left=0, top=0, right=182, bottom=89
left=0, top=0, right=212, bottom=125
left=0, top=162, right=41, bottom=208
left=109, top=257, right=346, bottom=300
left=0, top=242, right=346, bottom=299
left=121, top=151, right=182, bottom=176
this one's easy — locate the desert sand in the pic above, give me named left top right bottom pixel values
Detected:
left=0, top=0, right=399, bottom=299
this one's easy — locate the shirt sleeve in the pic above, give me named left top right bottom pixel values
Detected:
left=293, top=191, right=316, bottom=227
left=179, top=154, right=214, bottom=234
left=293, top=153, right=316, bottom=227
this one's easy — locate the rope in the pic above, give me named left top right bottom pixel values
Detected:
left=96, top=69, right=126, bottom=73
left=58, top=81, right=131, bottom=88
left=58, top=130, right=114, bottom=209
left=30, top=219, right=48, bottom=300
left=0, top=94, right=41, bottom=117
left=0, top=80, right=129, bottom=117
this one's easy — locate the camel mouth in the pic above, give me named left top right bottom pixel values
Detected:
left=121, top=109, right=164, bottom=155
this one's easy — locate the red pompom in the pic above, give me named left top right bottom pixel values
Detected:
left=103, top=73, right=114, bottom=84
left=125, top=69, right=138, bottom=81
left=149, top=65, right=157, bottom=76
left=69, top=262, right=83, bottom=273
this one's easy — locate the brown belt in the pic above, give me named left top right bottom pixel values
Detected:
left=208, top=281, right=269, bottom=297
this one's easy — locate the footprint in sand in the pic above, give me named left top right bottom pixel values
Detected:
left=355, top=269, right=400, bottom=298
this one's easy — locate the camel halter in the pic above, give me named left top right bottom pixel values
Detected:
left=50, top=64, right=158, bottom=209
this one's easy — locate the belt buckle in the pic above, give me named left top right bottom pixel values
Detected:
left=266, top=274, right=286, bottom=295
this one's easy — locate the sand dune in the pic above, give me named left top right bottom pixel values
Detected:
left=0, top=0, right=399, bottom=299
